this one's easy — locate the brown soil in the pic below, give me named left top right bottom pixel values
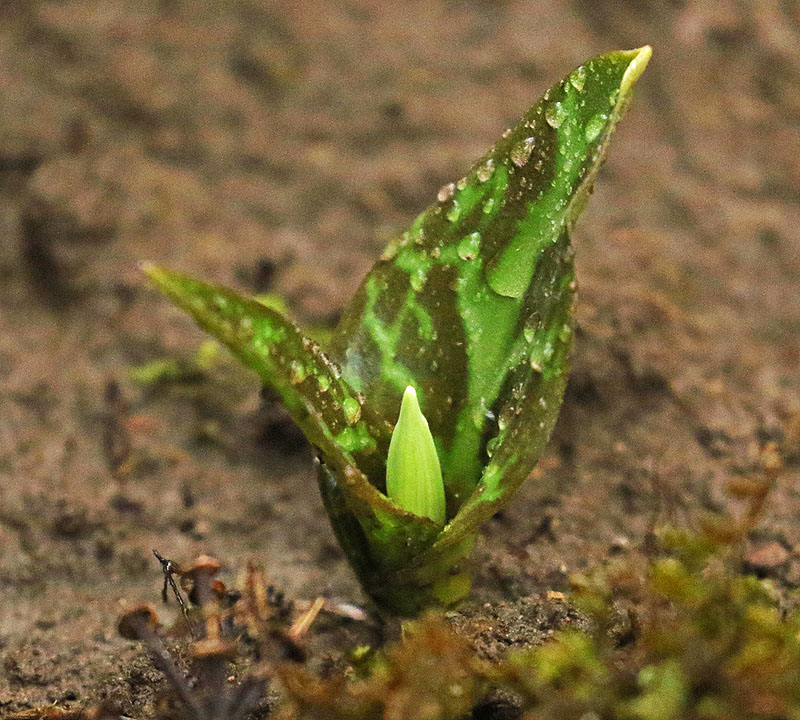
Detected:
left=1, top=1, right=799, bottom=716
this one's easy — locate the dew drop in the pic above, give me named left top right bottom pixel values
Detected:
left=289, top=360, right=307, bottom=384
left=476, top=158, right=495, bottom=182
left=585, top=112, right=607, bottom=142
left=410, top=267, right=427, bottom=291
left=457, top=232, right=482, bottom=261
left=569, top=66, right=586, bottom=92
left=523, top=313, right=541, bottom=343
left=343, top=397, right=361, bottom=425
left=511, top=136, right=535, bottom=167
left=456, top=177, right=467, bottom=190
left=318, top=375, right=331, bottom=392
left=447, top=199, right=462, bottom=222
left=545, top=101, right=567, bottom=129
left=486, top=436, right=500, bottom=458
left=472, top=398, right=490, bottom=429
left=483, top=197, right=495, bottom=215
left=437, top=182, right=455, bottom=202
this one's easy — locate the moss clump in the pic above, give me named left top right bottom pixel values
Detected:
left=276, top=450, right=800, bottom=719
left=115, top=446, right=798, bottom=720
left=274, top=524, right=799, bottom=719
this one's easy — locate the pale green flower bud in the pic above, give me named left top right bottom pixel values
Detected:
left=386, top=386, right=446, bottom=525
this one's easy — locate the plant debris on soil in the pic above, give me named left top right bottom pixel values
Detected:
left=1, top=1, right=799, bottom=718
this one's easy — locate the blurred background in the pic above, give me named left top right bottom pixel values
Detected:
left=1, top=0, right=799, bottom=711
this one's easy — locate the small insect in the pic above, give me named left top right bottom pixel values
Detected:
left=153, top=549, right=194, bottom=635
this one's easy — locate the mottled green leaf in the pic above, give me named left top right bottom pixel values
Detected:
left=145, top=46, right=651, bottom=616
left=143, top=265, right=440, bottom=559
left=401, top=230, right=575, bottom=572
left=143, top=264, right=384, bottom=455
left=330, top=47, right=651, bottom=518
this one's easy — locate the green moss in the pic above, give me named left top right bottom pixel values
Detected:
left=278, top=519, right=800, bottom=720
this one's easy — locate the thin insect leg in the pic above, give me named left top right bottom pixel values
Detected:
left=153, top=549, right=196, bottom=638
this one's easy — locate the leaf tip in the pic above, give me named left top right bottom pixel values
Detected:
left=386, top=385, right=447, bottom=526
left=140, top=263, right=186, bottom=303
left=620, top=45, right=652, bottom=96
left=401, top=383, right=418, bottom=407
left=139, top=261, right=169, bottom=288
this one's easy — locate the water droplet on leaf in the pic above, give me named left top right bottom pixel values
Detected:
left=511, top=137, right=535, bottom=167
left=410, top=268, right=427, bottom=291
left=290, top=361, right=307, bottom=384
left=523, top=313, right=542, bottom=343
left=545, top=101, right=567, bottom=129
left=585, top=112, right=607, bottom=142
left=457, top=232, right=481, bottom=261
left=437, top=182, right=455, bottom=202
left=570, top=66, right=586, bottom=92
left=343, top=397, right=361, bottom=425
left=476, top=158, right=495, bottom=182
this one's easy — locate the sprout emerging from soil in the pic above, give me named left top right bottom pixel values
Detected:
left=386, top=386, right=446, bottom=525
left=145, top=47, right=651, bottom=615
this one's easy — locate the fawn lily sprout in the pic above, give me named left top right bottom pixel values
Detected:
left=386, top=386, right=446, bottom=525
left=144, top=47, right=651, bottom=615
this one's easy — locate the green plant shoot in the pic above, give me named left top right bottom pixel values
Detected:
left=386, top=386, right=446, bottom=526
left=145, top=46, right=651, bottom=615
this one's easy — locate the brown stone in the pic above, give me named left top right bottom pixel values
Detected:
left=746, top=542, right=790, bottom=570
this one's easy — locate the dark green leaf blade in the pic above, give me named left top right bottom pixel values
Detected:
left=387, top=227, right=575, bottom=578
left=145, top=265, right=443, bottom=583
left=143, top=264, right=386, bottom=460
left=330, top=47, right=651, bottom=513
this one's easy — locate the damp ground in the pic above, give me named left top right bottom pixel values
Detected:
left=1, top=1, right=799, bottom=716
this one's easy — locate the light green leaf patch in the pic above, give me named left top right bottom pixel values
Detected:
left=386, top=386, right=447, bottom=525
